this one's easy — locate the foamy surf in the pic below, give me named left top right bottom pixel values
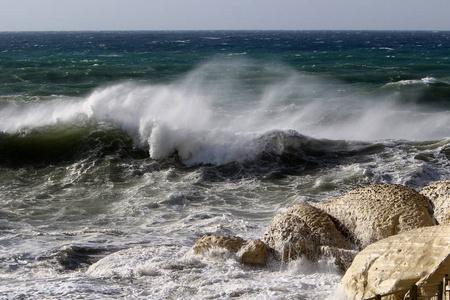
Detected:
left=83, top=245, right=344, bottom=299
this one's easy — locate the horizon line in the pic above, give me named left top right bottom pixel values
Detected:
left=0, top=29, right=449, bottom=33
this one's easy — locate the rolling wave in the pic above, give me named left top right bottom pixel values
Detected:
left=1, top=61, right=450, bottom=166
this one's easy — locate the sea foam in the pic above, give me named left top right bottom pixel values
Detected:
left=1, top=60, right=449, bottom=165
left=83, top=60, right=450, bottom=164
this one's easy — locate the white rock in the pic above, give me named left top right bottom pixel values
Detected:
left=263, top=203, right=355, bottom=269
left=315, top=184, right=435, bottom=249
left=239, top=239, right=267, bottom=266
left=420, top=180, right=450, bottom=225
left=192, top=234, right=245, bottom=254
left=341, top=225, right=450, bottom=300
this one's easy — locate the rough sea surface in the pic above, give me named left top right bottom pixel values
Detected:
left=0, top=31, right=449, bottom=299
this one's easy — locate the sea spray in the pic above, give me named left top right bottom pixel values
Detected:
left=0, top=98, right=87, bottom=134
left=82, top=61, right=450, bottom=163
left=84, top=82, right=212, bottom=160
left=1, top=60, right=450, bottom=166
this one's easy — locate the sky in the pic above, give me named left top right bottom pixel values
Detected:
left=1, top=0, right=449, bottom=31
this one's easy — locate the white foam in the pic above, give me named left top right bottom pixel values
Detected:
left=81, top=62, right=450, bottom=163
left=386, top=76, right=439, bottom=86
left=85, top=245, right=343, bottom=300
left=0, top=98, right=87, bottom=134
left=1, top=60, right=449, bottom=165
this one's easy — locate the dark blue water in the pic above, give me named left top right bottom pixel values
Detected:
left=1, top=31, right=450, bottom=95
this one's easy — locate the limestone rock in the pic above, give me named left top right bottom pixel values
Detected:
left=320, top=246, right=359, bottom=271
left=341, top=225, right=450, bottom=300
left=192, top=234, right=245, bottom=254
left=263, top=203, right=355, bottom=267
left=420, top=180, right=450, bottom=225
left=315, top=184, right=434, bottom=249
left=239, top=239, right=267, bottom=265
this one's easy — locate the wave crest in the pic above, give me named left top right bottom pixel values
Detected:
left=1, top=60, right=450, bottom=166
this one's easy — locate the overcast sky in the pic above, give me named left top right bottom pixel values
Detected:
left=1, top=0, right=449, bottom=31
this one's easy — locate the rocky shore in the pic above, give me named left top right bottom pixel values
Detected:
left=191, top=180, right=450, bottom=299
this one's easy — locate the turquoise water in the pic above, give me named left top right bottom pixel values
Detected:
left=0, top=31, right=449, bottom=299
left=2, top=31, right=450, bottom=95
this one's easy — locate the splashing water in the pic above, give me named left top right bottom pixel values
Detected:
left=1, top=59, right=449, bottom=167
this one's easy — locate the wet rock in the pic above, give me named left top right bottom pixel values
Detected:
left=341, top=225, right=450, bottom=300
left=315, top=184, right=435, bottom=249
left=192, top=234, right=245, bottom=254
left=263, top=203, right=355, bottom=268
left=56, top=245, right=108, bottom=271
left=239, top=239, right=267, bottom=266
left=420, top=180, right=450, bottom=225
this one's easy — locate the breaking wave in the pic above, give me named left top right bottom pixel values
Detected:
left=1, top=60, right=449, bottom=166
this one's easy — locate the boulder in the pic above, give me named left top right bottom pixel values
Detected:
left=263, top=203, right=356, bottom=269
left=420, top=180, right=450, bottom=225
left=315, top=184, right=435, bottom=249
left=341, top=225, right=450, bottom=300
left=239, top=239, right=267, bottom=265
left=192, top=235, right=268, bottom=266
left=192, top=234, right=245, bottom=254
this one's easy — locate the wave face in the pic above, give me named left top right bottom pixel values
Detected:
left=1, top=60, right=450, bottom=166
left=1, top=31, right=450, bottom=299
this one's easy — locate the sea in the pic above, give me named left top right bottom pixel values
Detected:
left=0, top=31, right=449, bottom=299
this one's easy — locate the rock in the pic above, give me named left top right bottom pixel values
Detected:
left=192, top=234, right=245, bottom=254
left=320, top=246, right=359, bottom=271
left=263, top=203, right=355, bottom=268
left=341, top=225, right=450, bottom=300
left=192, top=235, right=268, bottom=266
left=56, top=245, right=107, bottom=271
left=239, top=239, right=267, bottom=265
left=315, top=184, right=435, bottom=249
left=420, top=180, right=450, bottom=225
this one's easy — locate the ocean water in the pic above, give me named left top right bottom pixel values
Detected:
left=0, top=31, right=449, bottom=299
